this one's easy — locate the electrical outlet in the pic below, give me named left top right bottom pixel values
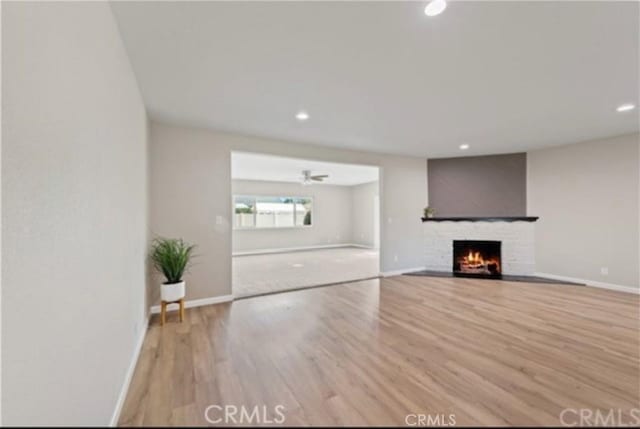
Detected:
left=388, top=217, right=393, bottom=224
left=216, top=215, right=224, bottom=225
left=394, top=254, right=398, bottom=262
left=600, top=267, right=609, bottom=276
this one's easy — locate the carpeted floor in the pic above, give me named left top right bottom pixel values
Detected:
left=233, top=246, right=380, bottom=297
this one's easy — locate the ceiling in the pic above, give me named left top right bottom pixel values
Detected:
left=232, top=152, right=378, bottom=186
left=111, top=1, right=639, bottom=158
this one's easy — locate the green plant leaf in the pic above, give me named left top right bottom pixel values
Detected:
left=150, top=237, right=196, bottom=284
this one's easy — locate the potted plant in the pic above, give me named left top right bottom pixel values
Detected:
left=424, top=206, right=435, bottom=218
left=150, top=237, right=196, bottom=302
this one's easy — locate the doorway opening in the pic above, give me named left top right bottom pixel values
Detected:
left=231, top=151, right=381, bottom=298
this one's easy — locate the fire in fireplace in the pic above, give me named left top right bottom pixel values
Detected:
left=453, top=240, right=502, bottom=279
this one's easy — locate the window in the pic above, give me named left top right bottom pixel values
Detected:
left=234, top=196, right=255, bottom=228
left=234, top=195, right=312, bottom=229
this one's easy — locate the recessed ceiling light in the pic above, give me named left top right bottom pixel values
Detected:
left=616, top=103, right=636, bottom=112
left=425, top=0, right=447, bottom=17
left=459, top=144, right=470, bottom=150
left=295, top=111, right=309, bottom=121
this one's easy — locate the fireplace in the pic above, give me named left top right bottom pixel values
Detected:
left=453, top=240, right=502, bottom=279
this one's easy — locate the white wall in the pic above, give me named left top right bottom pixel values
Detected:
left=528, top=133, right=639, bottom=289
left=2, top=2, right=148, bottom=425
left=232, top=179, right=353, bottom=252
left=351, top=181, right=380, bottom=248
left=1, top=1, right=4, bottom=422
left=150, top=121, right=427, bottom=302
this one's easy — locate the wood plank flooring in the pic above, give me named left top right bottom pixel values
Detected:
left=119, top=276, right=640, bottom=426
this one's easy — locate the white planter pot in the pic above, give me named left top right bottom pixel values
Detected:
left=161, top=281, right=185, bottom=302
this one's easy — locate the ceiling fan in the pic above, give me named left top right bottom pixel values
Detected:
left=301, top=170, right=329, bottom=185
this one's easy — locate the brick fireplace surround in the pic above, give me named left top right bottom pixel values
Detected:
left=422, top=217, right=538, bottom=276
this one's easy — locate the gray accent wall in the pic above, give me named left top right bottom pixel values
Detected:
left=428, top=153, right=527, bottom=216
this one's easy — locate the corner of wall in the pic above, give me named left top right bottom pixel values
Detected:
left=525, top=151, right=531, bottom=216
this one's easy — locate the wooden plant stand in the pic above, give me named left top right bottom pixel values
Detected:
left=160, top=298, right=185, bottom=325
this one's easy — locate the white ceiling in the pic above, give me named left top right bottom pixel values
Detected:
left=232, top=152, right=378, bottom=186
left=111, top=1, right=639, bottom=158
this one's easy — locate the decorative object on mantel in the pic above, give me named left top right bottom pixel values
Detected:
left=423, top=206, right=435, bottom=218
left=150, top=237, right=196, bottom=325
left=422, top=216, right=539, bottom=222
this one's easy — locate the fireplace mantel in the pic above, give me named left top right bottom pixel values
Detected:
left=422, top=216, right=539, bottom=223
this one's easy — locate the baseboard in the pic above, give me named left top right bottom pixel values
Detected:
left=380, top=266, right=427, bottom=277
left=535, top=272, right=639, bottom=295
left=348, top=243, right=377, bottom=249
left=111, top=294, right=234, bottom=425
left=109, top=314, right=150, bottom=426
left=232, top=243, right=376, bottom=256
left=150, top=294, right=235, bottom=314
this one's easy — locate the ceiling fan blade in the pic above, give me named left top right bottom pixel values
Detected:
left=311, top=175, right=329, bottom=179
left=311, top=177, right=324, bottom=181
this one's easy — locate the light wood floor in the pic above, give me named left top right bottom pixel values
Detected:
left=119, top=276, right=640, bottom=426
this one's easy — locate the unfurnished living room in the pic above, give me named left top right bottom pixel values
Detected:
left=2, top=0, right=639, bottom=427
